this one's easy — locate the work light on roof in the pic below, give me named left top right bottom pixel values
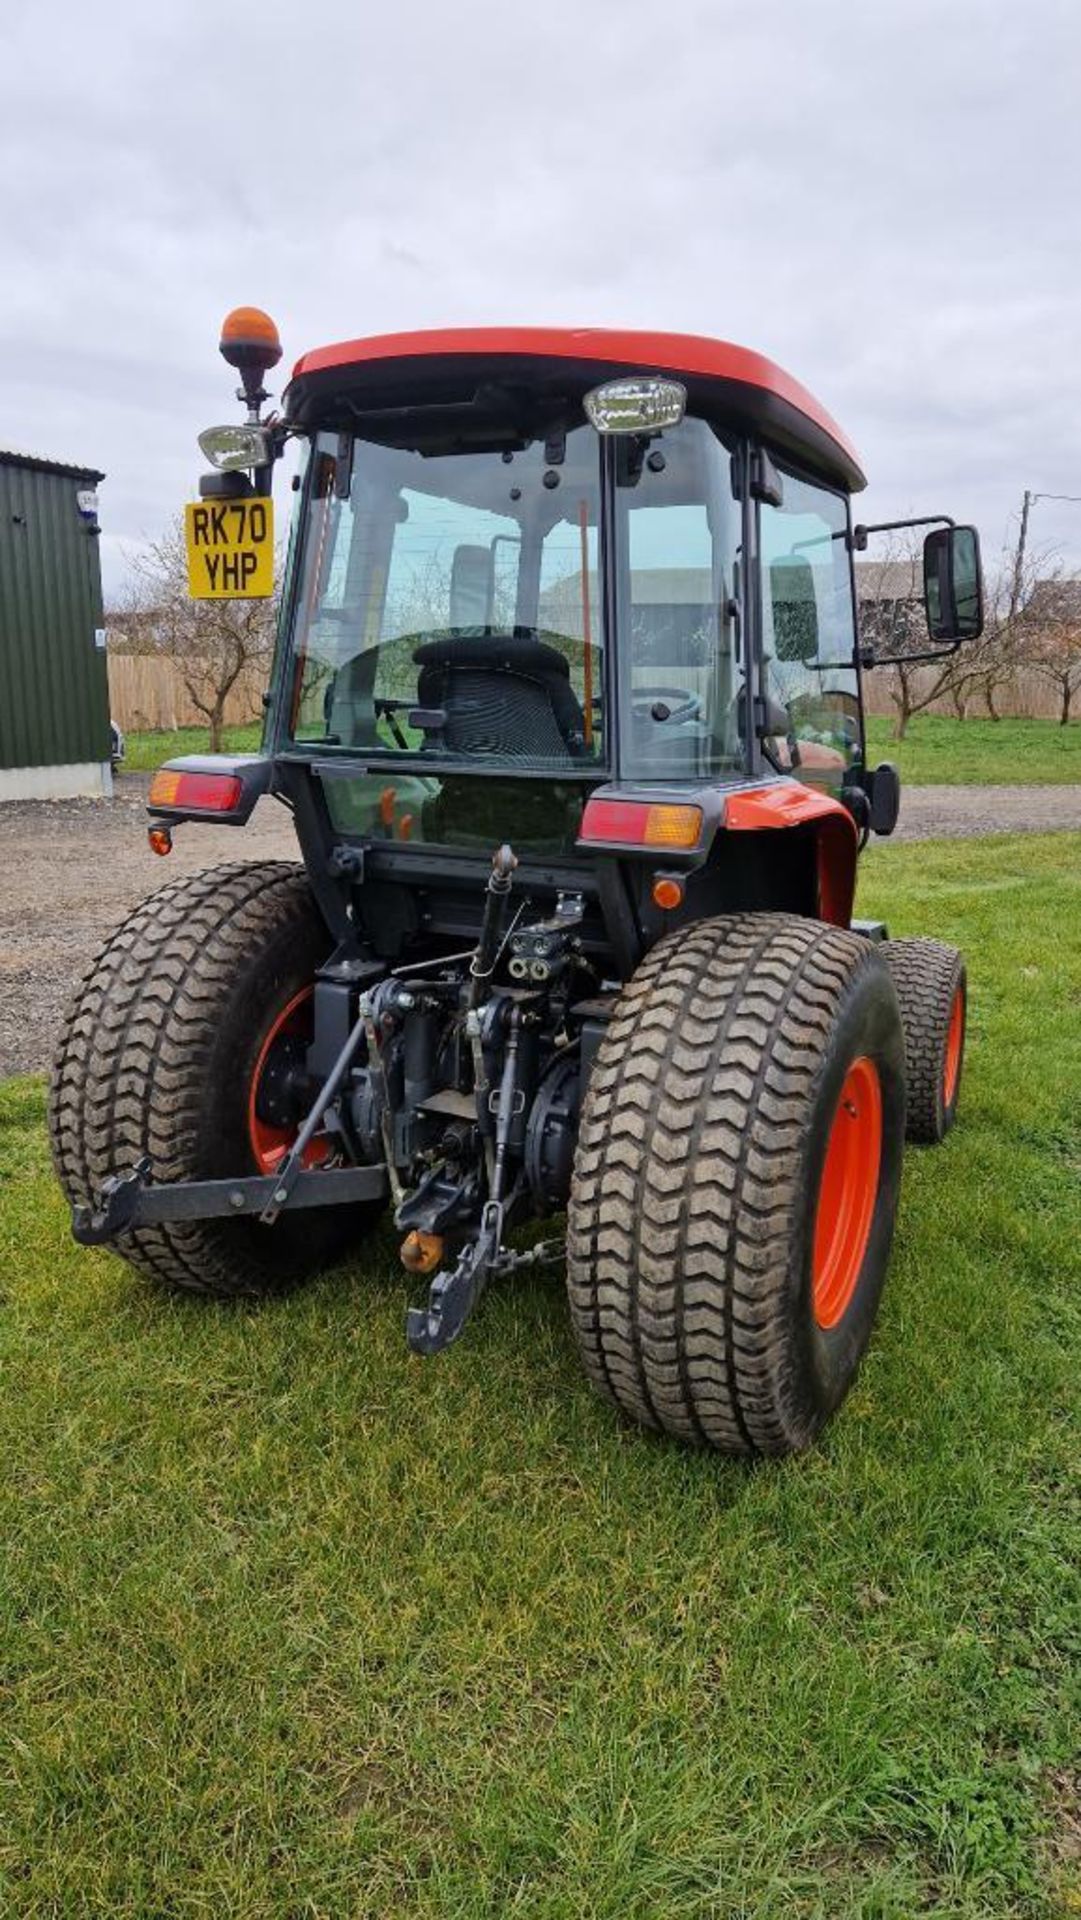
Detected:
left=584, top=376, right=686, bottom=434
left=197, top=423, right=272, bottom=471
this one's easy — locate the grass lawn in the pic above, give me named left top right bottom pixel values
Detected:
left=863, top=714, right=1080, bottom=786
left=2, top=834, right=1079, bottom=1918
left=122, top=723, right=262, bottom=772
left=123, top=717, right=1081, bottom=787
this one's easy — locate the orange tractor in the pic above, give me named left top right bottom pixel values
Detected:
left=51, top=312, right=982, bottom=1454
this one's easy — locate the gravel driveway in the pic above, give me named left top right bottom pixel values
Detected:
left=2, top=776, right=1079, bottom=1078
left=890, top=784, right=1081, bottom=843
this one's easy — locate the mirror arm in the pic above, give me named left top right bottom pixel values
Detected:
left=850, top=513, right=954, bottom=551
left=860, top=640, right=963, bottom=669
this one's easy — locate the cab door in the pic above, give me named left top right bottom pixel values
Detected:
left=756, top=458, right=861, bottom=790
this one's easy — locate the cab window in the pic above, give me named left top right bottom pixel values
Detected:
left=758, top=465, right=860, bottom=779
left=616, top=417, right=742, bottom=781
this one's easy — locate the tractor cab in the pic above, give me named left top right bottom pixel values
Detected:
left=179, top=324, right=982, bottom=918
left=276, top=331, right=872, bottom=843
left=52, top=315, right=984, bottom=1459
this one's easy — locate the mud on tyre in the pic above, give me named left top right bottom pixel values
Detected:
left=566, top=913, right=906, bottom=1455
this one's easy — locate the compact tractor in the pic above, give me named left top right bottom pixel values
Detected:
left=51, top=312, right=983, bottom=1455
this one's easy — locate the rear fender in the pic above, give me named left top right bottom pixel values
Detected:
left=577, top=777, right=859, bottom=928
left=721, top=782, right=859, bottom=927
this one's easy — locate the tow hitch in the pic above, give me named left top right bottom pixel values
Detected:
left=406, top=1205, right=566, bottom=1356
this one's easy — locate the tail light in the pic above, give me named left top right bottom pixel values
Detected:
left=579, top=797, right=703, bottom=850
left=148, top=769, right=244, bottom=812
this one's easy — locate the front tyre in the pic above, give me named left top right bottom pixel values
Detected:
left=566, top=915, right=906, bottom=1455
left=49, top=862, right=383, bottom=1297
left=883, top=937, right=967, bottom=1144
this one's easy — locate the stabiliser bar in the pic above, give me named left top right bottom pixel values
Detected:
left=71, top=1159, right=390, bottom=1246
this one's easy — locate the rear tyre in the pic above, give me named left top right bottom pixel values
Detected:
left=49, top=862, right=384, bottom=1297
left=566, top=914, right=905, bottom=1455
left=883, top=937, right=966, bottom=1144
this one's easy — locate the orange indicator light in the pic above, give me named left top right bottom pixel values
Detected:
left=652, top=875, right=684, bottom=911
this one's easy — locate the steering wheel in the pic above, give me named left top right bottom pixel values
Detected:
left=632, top=685, right=703, bottom=726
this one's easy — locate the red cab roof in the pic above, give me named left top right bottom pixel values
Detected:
left=289, top=326, right=865, bottom=490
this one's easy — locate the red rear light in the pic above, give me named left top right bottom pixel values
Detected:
left=148, top=769, right=243, bottom=812
left=579, top=797, right=703, bottom=849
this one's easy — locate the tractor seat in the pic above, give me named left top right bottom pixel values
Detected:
left=413, top=635, right=586, bottom=763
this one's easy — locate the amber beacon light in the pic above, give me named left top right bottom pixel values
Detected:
left=219, top=306, right=282, bottom=372
left=219, top=306, right=282, bottom=419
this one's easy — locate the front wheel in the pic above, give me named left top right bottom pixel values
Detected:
left=49, top=862, right=384, bottom=1297
left=883, top=937, right=967, bottom=1144
left=566, top=914, right=906, bottom=1455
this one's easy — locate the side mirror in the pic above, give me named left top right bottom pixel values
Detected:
left=844, top=762, right=901, bottom=837
left=770, top=557, right=819, bottom=663
left=923, top=525, right=983, bottom=643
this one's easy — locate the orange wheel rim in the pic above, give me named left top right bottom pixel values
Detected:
left=943, top=984, right=964, bottom=1108
left=812, top=1056, right=883, bottom=1330
left=247, top=986, right=332, bottom=1175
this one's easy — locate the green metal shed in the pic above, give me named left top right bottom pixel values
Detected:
left=0, top=448, right=111, bottom=801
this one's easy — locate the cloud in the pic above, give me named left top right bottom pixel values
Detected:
left=2, top=0, right=1079, bottom=598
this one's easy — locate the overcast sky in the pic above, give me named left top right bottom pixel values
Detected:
left=2, top=0, right=1079, bottom=600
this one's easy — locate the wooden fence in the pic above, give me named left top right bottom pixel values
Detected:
left=860, top=665, right=1065, bottom=721
left=107, top=654, right=270, bottom=733
left=106, top=651, right=1069, bottom=736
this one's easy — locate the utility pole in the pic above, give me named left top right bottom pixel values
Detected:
left=1009, top=488, right=1032, bottom=624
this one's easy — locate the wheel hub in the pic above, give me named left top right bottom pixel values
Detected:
left=247, top=987, right=333, bottom=1175
left=943, top=985, right=964, bottom=1107
left=812, top=1055, right=882, bottom=1330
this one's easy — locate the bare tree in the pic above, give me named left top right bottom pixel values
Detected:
left=1019, top=573, right=1081, bottom=725
left=117, top=517, right=278, bottom=750
left=961, top=512, right=1061, bottom=722
left=855, top=540, right=966, bottom=739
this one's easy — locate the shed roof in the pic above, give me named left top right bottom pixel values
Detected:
left=0, top=447, right=105, bottom=483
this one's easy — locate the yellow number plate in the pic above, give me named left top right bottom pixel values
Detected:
left=185, top=497, right=274, bottom=599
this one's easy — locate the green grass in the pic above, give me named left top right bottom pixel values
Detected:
left=864, top=714, right=1080, bottom=786
left=124, top=716, right=1081, bottom=786
left=122, top=724, right=262, bottom=772
left=2, top=835, right=1079, bottom=1918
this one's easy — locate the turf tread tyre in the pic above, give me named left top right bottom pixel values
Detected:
left=566, top=913, right=904, bottom=1455
left=882, top=937, right=966, bottom=1144
left=49, top=861, right=372, bottom=1297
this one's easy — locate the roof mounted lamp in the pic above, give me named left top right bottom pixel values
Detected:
left=198, top=307, right=283, bottom=478
left=584, top=376, right=686, bottom=434
left=219, top=306, right=282, bottom=423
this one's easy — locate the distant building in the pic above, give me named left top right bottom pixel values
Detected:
left=1020, top=577, right=1081, bottom=625
left=540, top=565, right=716, bottom=665
left=853, top=557, right=926, bottom=655
left=0, top=448, right=110, bottom=801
